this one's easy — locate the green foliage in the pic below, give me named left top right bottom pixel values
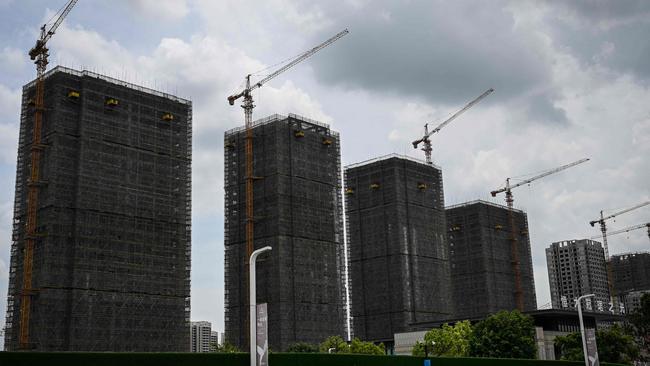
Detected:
left=468, top=310, right=536, bottom=359
left=210, top=341, right=240, bottom=353
left=553, top=332, right=586, bottom=362
left=319, top=335, right=349, bottom=353
left=596, top=324, right=639, bottom=364
left=349, top=338, right=385, bottom=355
left=286, top=342, right=319, bottom=353
left=554, top=325, right=640, bottom=364
left=628, top=293, right=650, bottom=357
left=318, top=336, right=384, bottom=355
left=412, top=320, right=473, bottom=357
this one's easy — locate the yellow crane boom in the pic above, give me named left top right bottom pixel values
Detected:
left=20, top=0, right=78, bottom=349
left=490, top=158, right=590, bottom=311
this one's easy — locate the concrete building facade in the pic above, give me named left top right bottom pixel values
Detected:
left=191, top=321, right=212, bottom=352
left=446, top=200, right=537, bottom=320
left=4, top=67, right=192, bottom=351
left=610, top=251, right=650, bottom=294
left=223, top=114, right=346, bottom=351
left=611, top=251, right=650, bottom=313
left=546, top=239, right=610, bottom=312
left=345, top=154, right=453, bottom=345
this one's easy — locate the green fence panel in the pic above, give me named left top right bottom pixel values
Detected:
left=0, top=352, right=248, bottom=366
left=0, top=352, right=627, bottom=366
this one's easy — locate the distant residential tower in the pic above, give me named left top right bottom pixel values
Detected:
left=546, top=239, right=610, bottom=312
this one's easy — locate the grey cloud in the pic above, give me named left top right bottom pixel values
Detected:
left=526, top=94, right=568, bottom=125
left=308, top=0, right=565, bottom=124
left=552, top=0, right=650, bottom=23
left=545, top=1, right=650, bottom=81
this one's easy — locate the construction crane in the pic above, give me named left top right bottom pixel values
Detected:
left=589, top=222, right=650, bottom=242
left=19, top=0, right=78, bottom=350
left=226, top=28, right=348, bottom=343
left=412, top=88, right=494, bottom=164
left=588, top=201, right=649, bottom=314
left=589, top=201, right=650, bottom=259
left=490, top=158, right=590, bottom=311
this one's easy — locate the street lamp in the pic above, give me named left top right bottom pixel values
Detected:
left=575, top=293, right=595, bottom=366
left=250, top=246, right=272, bottom=366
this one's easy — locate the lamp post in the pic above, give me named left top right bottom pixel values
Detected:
left=576, top=293, right=595, bottom=366
left=250, top=246, right=272, bottom=366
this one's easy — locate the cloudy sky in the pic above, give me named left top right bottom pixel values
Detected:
left=0, top=0, right=649, bottom=337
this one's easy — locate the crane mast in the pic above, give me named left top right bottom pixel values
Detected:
left=589, top=201, right=650, bottom=259
left=588, top=200, right=649, bottom=314
left=490, top=158, right=589, bottom=311
left=226, top=28, right=348, bottom=346
left=412, top=88, right=493, bottom=164
left=226, top=26, right=348, bottom=265
left=20, top=0, right=78, bottom=349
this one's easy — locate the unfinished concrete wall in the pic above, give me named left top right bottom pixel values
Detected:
left=224, top=114, right=346, bottom=351
left=4, top=67, right=192, bottom=351
left=610, top=251, right=650, bottom=294
left=546, top=239, right=609, bottom=312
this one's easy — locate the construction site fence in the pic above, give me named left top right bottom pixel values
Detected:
left=0, top=352, right=626, bottom=366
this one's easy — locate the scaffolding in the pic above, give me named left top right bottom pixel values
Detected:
left=344, top=155, right=452, bottom=345
left=446, top=200, right=537, bottom=320
left=4, top=66, right=192, bottom=351
left=224, top=114, right=346, bottom=351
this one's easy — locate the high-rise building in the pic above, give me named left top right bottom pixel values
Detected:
left=611, top=251, right=650, bottom=313
left=610, top=251, right=650, bottom=294
left=446, top=200, right=537, bottom=319
left=191, top=321, right=212, bottom=353
left=4, top=67, right=192, bottom=351
left=223, top=114, right=346, bottom=351
left=210, top=331, right=220, bottom=347
left=546, top=239, right=610, bottom=312
left=345, top=154, right=453, bottom=345
left=620, top=290, right=650, bottom=313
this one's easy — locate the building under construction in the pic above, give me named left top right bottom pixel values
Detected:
left=345, top=154, right=453, bottom=347
left=4, top=67, right=192, bottom=351
left=546, top=239, right=610, bottom=312
left=446, top=200, right=537, bottom=320
left=223, top=114, right=346, bottom=351
left=610, top=251, right=650, bottom=312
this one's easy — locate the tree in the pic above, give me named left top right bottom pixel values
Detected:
left=554, top=325, right=640, bottom=364
left=597, top=324, right=639, bottom=364
left=468, top=310, right=536, bottom=359
left=412, top=320, right=472, bottom=357
left=628, top=293, right=650, bottom=358
left=318, top=336, right=384, bottom=355
left=286, top=342, right=319, bottom=353
left=319, top=335, right=349, bottom=354
left=210, top=341, right=240, bottom=353
left=349, top=338, right=385, bottom=355
left=554, top=332, right=587, bottom=362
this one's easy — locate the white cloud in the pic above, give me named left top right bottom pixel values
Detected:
left=0, top=84, right=20, bottom=165
left=129, top=0, right=189, bottom=21
left=0, top=47, right=26, bottom=73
